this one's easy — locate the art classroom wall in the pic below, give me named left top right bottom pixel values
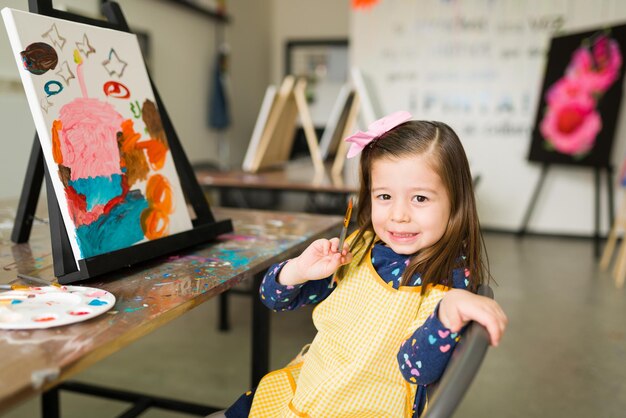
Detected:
left=227, top=0, right=271, bottom=169
left=116, top=0, right=270, bottom=171
left=351, top=0, right=626, bottom=235
left=270, top=0, right=350, bottom=125
left=0, top=0, right=271, bottom=199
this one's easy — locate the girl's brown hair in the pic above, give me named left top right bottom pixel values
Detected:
left=337, top=120, right=489, bottom=293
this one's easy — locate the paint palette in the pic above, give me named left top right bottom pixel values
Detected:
left=0, top=285, right=115, bottom=329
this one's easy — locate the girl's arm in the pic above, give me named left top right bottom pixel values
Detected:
left=437, top=288, right=507, bottom=346
left=397, top=268, right=499, bottom=386
left=398, top=290, right=507, bottom=385
left=397, top=303, right=462, bottom=385
left=259, top=260, right=334, bottom=311
left=397, top=268, right=508, bottom=385
left=259, top=237, right=352, bottom=312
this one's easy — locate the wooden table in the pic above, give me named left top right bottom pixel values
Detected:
left=0, top=205, right=341, bottom=416
left=196, top=159, right=358, bottom=337
left=196, top=159, right=359, bottom=195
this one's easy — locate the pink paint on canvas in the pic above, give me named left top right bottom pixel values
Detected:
left=57, top=98, right=123, bottom=180
left=540, top=97, right=601, bottom=155
left=568, top=35, right=623, bottom=93
left=538, top=33, right=623, bottom=157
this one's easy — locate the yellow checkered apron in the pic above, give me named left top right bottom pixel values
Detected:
left=250, top=232, right=449, bottom=417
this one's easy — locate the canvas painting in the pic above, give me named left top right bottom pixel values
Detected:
left=242, top=84, right=277, bottom=172
left=243, top=76, right=297, bottom=172
left=2, top=8, right=193, bottom=263
left=528, top=24, right=626, bottom=167
left=319, top=84, right=357, bottom=160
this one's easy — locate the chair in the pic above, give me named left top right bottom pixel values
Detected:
left=422, top=284, right=494, bottom=418
left=213, top=285, right=494, bottom=417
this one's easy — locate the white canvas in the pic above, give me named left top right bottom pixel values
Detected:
left=2, top=8, right=193, bottom=264
left=350, top=67, right=383, bottom=128
left=243, top=84, right=277, bottom=172
left=319, top=83, right=356, bottom=160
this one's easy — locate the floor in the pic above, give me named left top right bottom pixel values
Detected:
left=4, top=232, right=626, bottom=418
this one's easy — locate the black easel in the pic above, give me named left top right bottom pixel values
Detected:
left=517, top=163, right=615, bottom=258
left=11, top=0, right=233, bottom=285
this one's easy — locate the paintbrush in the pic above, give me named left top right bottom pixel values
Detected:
left=17, top=273, right=58, bottom=287
left=0, top=284, right=30, bottom=291
left=0, top=274, right=59, bottom=292
left=338, top=197, right=354, bottom=251
left=330, top=197, right=353, bottom=288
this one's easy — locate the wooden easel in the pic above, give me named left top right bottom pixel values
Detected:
left=246, top=76, right=325, bottom=176
left=315, top=82, right=362, bottom=180
left=330, top=91, right=361, bottom=178
left=11, top=0, right=233, bottom=285
left=600, top=188, right=626, bottom=287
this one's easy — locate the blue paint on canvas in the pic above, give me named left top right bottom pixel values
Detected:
left=75, top=190, right=148, bottom=258
left=69, top=174, right=122, bottom=211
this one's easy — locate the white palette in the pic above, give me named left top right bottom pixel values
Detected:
left=0, top=285, right=115, bottom=329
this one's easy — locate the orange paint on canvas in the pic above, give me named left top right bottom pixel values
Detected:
left=141, top=174, right=173, bottom=239
left=145, top=174, right=173, bottom=213
left=119, top=119, right=141, bottom=152
left=117, top=119, right=149, bottom=186
left=51, top=119, right=63, bottom=164
left=137, top=139, right=168, bottom=170
left=141, top=208, right=169, bottom=240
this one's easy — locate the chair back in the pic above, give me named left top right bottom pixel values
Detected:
left=421, top=284, right=494, bottom=418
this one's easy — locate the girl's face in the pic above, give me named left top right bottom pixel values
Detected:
left=370, top=154, right=451, bottom=255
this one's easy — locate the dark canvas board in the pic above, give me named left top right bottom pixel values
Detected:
left=528, top=24, right=626, bottom=167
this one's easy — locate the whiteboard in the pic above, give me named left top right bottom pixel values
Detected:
left=351, top=0, right=626, bottom=235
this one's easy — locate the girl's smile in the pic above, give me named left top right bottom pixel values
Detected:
left=370, top=154, right=451, bottom=255
left=388, top=231, right=419, bottom=241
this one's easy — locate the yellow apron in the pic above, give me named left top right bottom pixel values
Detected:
left=250, top=232, right=449, bottom=417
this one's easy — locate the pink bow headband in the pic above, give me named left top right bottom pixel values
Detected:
left=344, top=111, right=412, bottom=158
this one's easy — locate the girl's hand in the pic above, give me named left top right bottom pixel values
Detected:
left=278, top=238, right=352, bottom=286
left=438, top=289, right=508, bottom=346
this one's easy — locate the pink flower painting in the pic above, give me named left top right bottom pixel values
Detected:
left=568, top=35, right=622, bottom=94
left=540, top=98, right=601, bottom=155
left=539, top=33, right=623, bottom=158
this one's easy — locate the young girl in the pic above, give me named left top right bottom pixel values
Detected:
left=222, top=112, right=507, bottom=417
